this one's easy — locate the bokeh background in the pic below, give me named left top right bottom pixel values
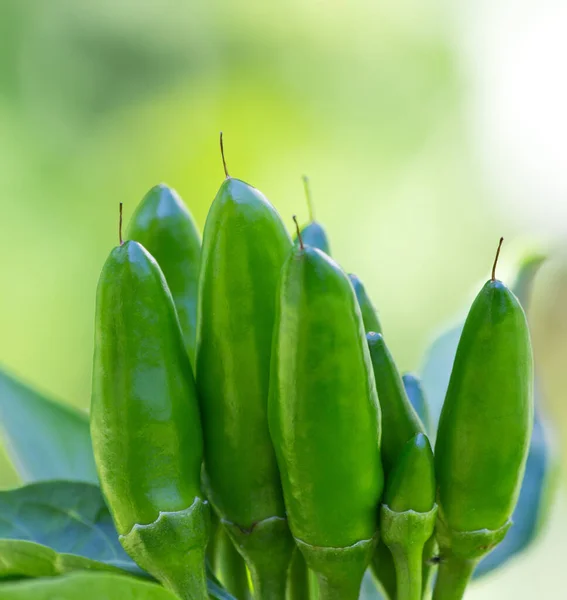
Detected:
left=1, top=0, right=567, bottom=596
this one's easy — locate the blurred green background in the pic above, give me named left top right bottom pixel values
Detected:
left=1, top=0, right=566, bottom=595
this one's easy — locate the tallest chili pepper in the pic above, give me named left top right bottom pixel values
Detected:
left=196, top=135, right=294, bottom=598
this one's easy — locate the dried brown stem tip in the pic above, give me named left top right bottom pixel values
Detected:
left=492, top=237, right=504, bottom=281
left=293, top=215, right=304, bottom=250
left=220, top=131, right=229, bottom=179
left=119, top=202, right=123, bottom=246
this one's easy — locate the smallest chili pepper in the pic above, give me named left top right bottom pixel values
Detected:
left=293, top=176, right=331, bottom=255
left=366, top=332, right=425, bottom=475
left=402, top=373, right=432, bottom=435
left=349, top=274, right=382, bottom=334
left=380, top=433, right=437, bottom=600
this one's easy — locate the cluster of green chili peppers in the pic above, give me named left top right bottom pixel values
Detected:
left=90, top=136, right=534, bottom=600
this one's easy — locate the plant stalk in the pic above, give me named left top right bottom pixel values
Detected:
left=316, top=571, right=362, bottom=600
left=432, top=554, right=477, bottom=600
left=390, top=541, right=423, bottom=600
left=287, top=548, right=310, bottom=600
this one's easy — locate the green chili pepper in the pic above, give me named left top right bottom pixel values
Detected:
left=196, top=135, right=294, bottom=598
left=402, top=373, right=432, bottom=435
left=269, top=222, right=383, bottom=600
left=293, top=176, right=331, bottom=255
left=91, top=227, right=209, bottom=600
left=381, top=433, right=437, bottom=600
left=433, top=239, right=534, bottom=600
left=366, top=333, right=425, bottom=474
left=365, top=332, right=425, bottom=600
left=349, top=274, right=382, bottom=334
left=126, top=184, right=201, bottom=368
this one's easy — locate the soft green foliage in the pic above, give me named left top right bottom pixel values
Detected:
left=0, top=371, right=97, bottom=485
left=0, top=572, right=177, bottom=600
left=0, top=481, right=138, bottom=577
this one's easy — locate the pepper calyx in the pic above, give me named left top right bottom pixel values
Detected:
left=119, top=497, right=210, bottom=599
left=294, top=532, right=379, bottom=595
left=222, top=515, right=295, bottom=596
left=435, top=508, right=512, bottom=561
left=380, top=503, right=438, bottom=549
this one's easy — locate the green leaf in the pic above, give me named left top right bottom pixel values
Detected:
left=420, top=323, right=462, bottom=436
left=0, top=481, right=237, bottom=599
left=0, top=572, right=177, bottom=599
left=0, top=369, right=97, bottom=484
left=0, top=481, right=139, bottom=577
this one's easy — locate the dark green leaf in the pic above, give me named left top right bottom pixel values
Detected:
left=0, top=369, right=97, bottom=484
left=0, top=481, right=138, bottom=577
left=0, top=572, right=177, bottom=599
left=0, top=481, right=236, bottom=599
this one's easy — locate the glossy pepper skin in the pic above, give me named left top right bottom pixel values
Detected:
left=475, top=253, right=554, bottom=579
left=127, top=184, right=201, bottom=368
left=349, top=274, right=382, bottom=334
left=91, top=240, right=208, bottom=600
left=269, top=243, right=383, bottom=600
left=435, top=279, right=533, bottom=533
left=433, top=275, right=533, bottom=600
left=196, top=175, right=294, bottom=597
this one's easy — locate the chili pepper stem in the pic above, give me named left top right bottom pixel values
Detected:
left=287, top=548, right=310, bottom=600
left=249, top=564, right=289, bottom=600
left=389, top=542, right=423, bottom=600
left=302, top=175, right=315, bottom=222
left=223, top=517, right=295, bottom=600
left=292, top=215, right=304, bottom=249
left=316, top=572, right=363, bottom=600
left=214, top=525, right=251, bottom=599
left=492, top=237, right=504, bottom=281
left=164, top=548, right=209, bottom=600
left=118, top=202, right=123, bottom=245
left=219, top=131, right=230, bottom=178
left=431, top=554, right=477, bottom=600
left=422, top=535, right=438, bottom=599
